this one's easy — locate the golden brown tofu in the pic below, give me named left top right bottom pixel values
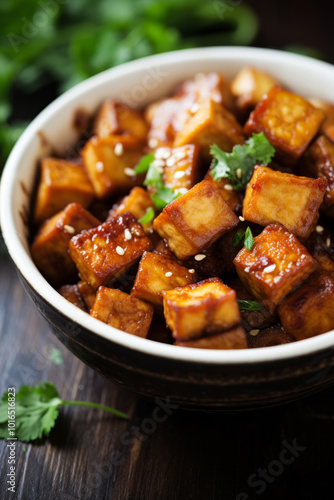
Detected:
left=247, top=324, right=295, bottom=348
left=162, top=278, right=241, bottom=340
left=81, top=135, right=144, bottom=198
left=107, top=186, right=156, bottom=233
left=231, top=67, right=278, bottom=113
left=77, top=281, right=96, bottom=311
left=204, top=169, right=243, bottom=213
left=175, top=326, right=247, bottom=349
left=93, top=99, right=148, bottom=141
left=31, top=203, right=100, bottom=287
left=278, top=272, right=334, bottom=340
left=58, top=284, right=87, bottom=311
left=308, top=98, right=334, bottom=142
left=155, top=144, right=200, bottom=192
left=90, top=287, right=153, bottom=338
left=174, top=99, right=244, bottom=157
left=69, top=212, right=152, bottom=289
left=233, top=223, right=316, bottom=313
left=153, top=180, right=239, bottom=260
left=131, top=251, right=197, bottom=308
left=33, top=157, right=94, bottom=225
left=301, top=135, right=334, bottom=217
left=146, top=97, right=182, bottom=148
left=244, top=86, right=325, bottom=163
left=243, top=166, right=327, bottom=238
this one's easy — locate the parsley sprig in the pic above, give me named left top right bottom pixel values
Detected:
left=0, top=382, right=128, bottom=443
left=210, top=132, right=275, bottom=190
left=232, top=227, right=255, bottom=251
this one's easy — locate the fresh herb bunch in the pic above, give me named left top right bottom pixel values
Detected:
left=210, top=132, right=275, bottom=190
left=0, top=382, right=128, bottom=442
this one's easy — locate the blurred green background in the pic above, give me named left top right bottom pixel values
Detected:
left=0, top=0, right=329, bottom=172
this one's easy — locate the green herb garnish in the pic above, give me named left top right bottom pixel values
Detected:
left=237, top=299, right=262, bottom=311
left=0, top=382, right=128, bottom=443
left=210, top=132, right=275, bottom=190
left=134, top=153, right=154, bottom=174
left=231, top=226, right=255, bottom=251
left=244, top=226, right=255, bottom=251
left=139, top=207, right=155, bottom=224
left=49, top=348, right=63, bottom=366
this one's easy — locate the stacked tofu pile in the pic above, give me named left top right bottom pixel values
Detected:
left=30, top=68, right=334, bottom=349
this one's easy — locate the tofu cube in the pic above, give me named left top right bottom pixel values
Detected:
left=131, top=251, right=197, bottom=308
left=81, top=135, right=144, bottom=198
left=233, top=223, right=316, bottom=313
left=278, top=272, right=334, bottom=340
left=77, top=281, right=96, bottom=311
left=31, top=203, right=100, bottom=287
left=153, top=180, right=239, bottom=260
left=93, top=99, right=148, bottom=142
left=174, top=326, right=247, bottom=349
left=243, top=166, right=327, bottom=238
left=244, top=86, right=325, bottom=163
left=231, top=67, right=278, bottom=113
left=58, top=284, right=87, bottom=311
left=156, top=144, right=200, bottom=192
left=162, top=278, right=241, bottom=340
left=174, top=99, right=244, bottom=157
left=247, top=324, right=295, bottom=348
left=308, top=98, right=334, bottom=142
left=69, top=212, right=152, bottom=288
left=204, top=169, right=243, bottom=212
left=302, top=135, right=334, bottom=217
left=107, top=186, right=155, bottom=233
left=90, top=287, right=153, bottom=338
left=33, top=157, right=94, bottom=225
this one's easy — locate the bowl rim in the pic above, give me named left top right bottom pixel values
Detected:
left=2, top=45, right=334, bottom=366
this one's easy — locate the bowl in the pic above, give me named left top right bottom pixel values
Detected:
left=2, top=46, right=334, bottom=411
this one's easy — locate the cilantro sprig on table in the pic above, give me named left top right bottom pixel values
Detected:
left=210, top=133, right=275, bottom=190
left=0, top=382, right=128, bottom=443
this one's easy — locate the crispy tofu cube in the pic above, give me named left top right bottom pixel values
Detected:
left=155, top=145, right=200, bottom=192
left=244, top=86, right=325, bottom=163
left=58, top=284, right=87, bottom=311
left=69, top=212, right=152, bottom=289
left=174, top=326, right=247, bottom=349
left=278, top=272, right=334, bottom=340
left=31, top=203, right=100, bottom=287
left=146, top=97, right=182, bottom=147
left=302, top=135, right=334, bottom=217
left=231, top=67, right=278, bottom=112
left=81, top=135, right=144, bottom=198
left=153, top=180, right=239, bottom=260
left=204, top=169, right=243, bottom=212
left=77, top=281, right=96, bottom=311
left=93, top=99, right=148, bottom=141
left=131, top=251, right=197, bottom=308
left=162, top=278, right=241, bottom=340
left=174, top=99, right=244, bottom=157
left=247, top=324, right=295, bottom=348
left=308, top=98, right=334, bottom=142
left=33, top=157, right=94, bottom=225
left=90, top=287, right=153, bottom=338
left=233, top=223, right=316, bottom=313
left=243, top=166, right=327, bottom=238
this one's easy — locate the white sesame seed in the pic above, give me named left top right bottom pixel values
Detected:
left=173, top=151, right=187, bottom=161
left=249, top=329, right=260, bottom=336
left=152, top=159, right=165, bottom=169
left=166, top=156, right=176, bottom=167
left=224, top=184, right=233, bottom=191
left=155, top=148, right=170, bottom=160
left=189, top=269, right=195, bottom=274
left=165, top=271, right=173, bottom=277
left=148, top=138, right=158, bottom=149
left=116, top=246, right=125, bottom=255
left=190, top=103, right=200, bottom=114
left=194, top=254, right=206, bottom=261
left=212, top=91, right=222, bottom=103
left=174, top=170, right=185, bottom=179
left=263, top=264, right=276, bottom=273
left=96, top=161, right=104, bottom=172
left=124, top=229, right=132, bottom=240
left=326, top=237, right=331, bottom=248
left=316, top=225, right=324, bottom=233
left=114, top=142, right=124, bottom=156
left=124, top=167, right=136, bottom=177
left=236, top=168, right=242, bottom=179
left=64, top=225, right=75, bottom=234
left=176, top=188, right=188, bottom=195
left=244, top=267, right=250, bottom=273
left=239, top=216, right=245, bottom=222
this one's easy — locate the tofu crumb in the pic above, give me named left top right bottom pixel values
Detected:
left=249, top=329, right=260, bottom=336
left=124, top=167, right=136, bottom=177
left=190, top=103, right=200, bottom=114
left=116, top=246, right=125, bottom=255
left=194, top=254, right=206, bottom=261
left=96, top=161, right=104, bottom=172
left=316, top=225, right=324, bottom=233
left=327, top=237, right=331, bottom=248
left=189, top=269, right=195, bottom=274
left=224, top=184, right=233, bottom=191
left=165, top=271, right=173, bottom=277
left=239, top=216, right=245, bottom=221
left=64, top=225, right=75, bottom=234
left=174, top=170, right=185, bottom=179
left=124, top=229, right=132, bottom=240
left=236, top=168, right=242, bottom=179
left=263, top=264, right=276, bottom=273
left=114, top=142, right=124, bottom=156
left=148, top=138, right=158, bottom=149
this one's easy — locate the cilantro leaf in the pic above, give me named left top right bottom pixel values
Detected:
left=237, top=299, right=262, bottom=311
left=0, top=382, right=128, bottom=443
left=231, top=226, right=255, bottom=251
left=210, top=133, right=275, bottom=190
left=49, top=348, right=63, bottom=366
left=139, top=207, right=155, bottom=224
left=231, top=229, right=246, bottom=247
left=244, top=226, right=255, bottom=251
left=143, top=159, right=181, bottom=210
left=134, top=153, right=154, bottom=174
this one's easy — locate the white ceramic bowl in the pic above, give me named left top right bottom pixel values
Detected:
left=2, top=47, right=334, bottom=409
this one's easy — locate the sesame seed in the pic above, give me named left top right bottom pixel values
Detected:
left=327, top=237, right=331, bottom=248
left=114, top=142, right=124, bottom=156
left=64, top=225, right=75, bottom=234
left=148, top=138, right=158, bottom=149
left=316, top=225, right=324, bottom=233
left=239, top=216, right=245, bottom=222
left=194, top=254, right=206, bottom=261
left=124, top=167, right=136, bottom=177
left=124, top=229, right=132, bottom=240
left=165, top=272, right=173, bottom=277
left=190, top=103, right=200, bottom=114
left=166, top=156, right=176, bottom=167
left=224, top=184, right=233, bottom=191
left=155, top=148, right=170, bottom=160
left=152, top=159, right=165, bottom=169
left=174, top=170, right=185, bottom=179
left=249, top=329, right=260, bottom=336
left=244, top=267, right=250, bottom=273
left=189, top=269, right=195, bottom=274
left=96, top=161, right=104, bottom=172
left=212, top=91, right=222, bottom=103
left=176, top=188, right=188, bottom=195
left=263, top=264, right=276, bottom=273
left=116, top=246, right=125, bottom=255
left=236, top=168, right=242, bottom=179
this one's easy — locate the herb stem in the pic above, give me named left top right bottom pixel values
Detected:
left=62, top=400, right=128, bottom=419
